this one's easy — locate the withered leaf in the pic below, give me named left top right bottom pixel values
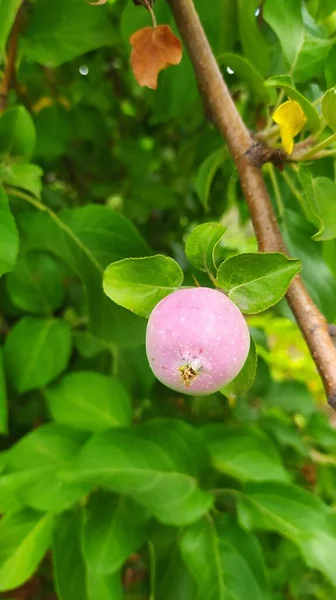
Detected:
left=130, top=25, right=183, bottom=90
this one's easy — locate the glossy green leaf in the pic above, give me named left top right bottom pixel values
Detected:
left=193, top=148, right=227, bottom=210
left=4, top=424, right=90, bottom=512
left=4, top=317, right=72, bottom=393
left=82, top=492, right=147, bottom=574
left=264, top=0, right=304, bottom=67
left=0, top=509, right=53, bottom=592
left=46, top=371, right=132, bottom=432
left=103, top=255, right=184, bottom=318
left=220, top=337, right=257, bottom=396
left=0, top=0, right=22, bottom=53
left=68, top=420, right=212, bottom=525
left=53, top=511, right=122, bottom=600
left=0, top=186, right=19, bottom=279
left=321, top=88, right=336, bottom=132
left=265, top=75, right=320, bottom=131
left=180, top=515, right=269, bottom=600
left=0, top=348, right=7, bottom=435
left=202, top=424, right=289, bottom=482
left=237, top=0, right=270, bottom=75
left=0, top=163, right=43, bottom=198
left=185, top=222, right=226, bottom=275
left=26, top=205, right=151, bottom=346
left=0, top=106, right=36, bottom=161
left=238, top=481, right=336, bottom=588
left=217, top=252, right=301, bottom=314
left=23, top=0, right=115, bottom=67
left=6, top=253, right=66, bottom=315
left=218, top=53, right=274, bottom=102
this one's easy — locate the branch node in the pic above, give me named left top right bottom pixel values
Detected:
left=244, top=142, right=287, bottom=171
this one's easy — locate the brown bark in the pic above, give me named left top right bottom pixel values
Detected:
left=166, top=0, right=336, bottom=408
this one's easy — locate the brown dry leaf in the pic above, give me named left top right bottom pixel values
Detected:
left=130, top=25, right=182, bottom=89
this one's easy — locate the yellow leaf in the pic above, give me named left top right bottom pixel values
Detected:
left=272, top=100, right=307, bottom=155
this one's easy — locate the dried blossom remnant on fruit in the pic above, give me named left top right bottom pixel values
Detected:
left=130, top=25, right=183, bottom=90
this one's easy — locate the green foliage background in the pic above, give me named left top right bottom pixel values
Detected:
left=1, top=0, right=336, bottom=598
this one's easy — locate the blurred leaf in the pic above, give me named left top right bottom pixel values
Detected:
left=130, top=25, right=182, bottom=90
left=22, top=0, right=115, bottom=67
left=321, top=87, right=336, bottom=132
left=0, top=186, right=18, bottom=279
left=103, top=255, right=183, bottom=318
left=202, top=424, right=289, bottom=482
left=0, top=348, right=7, bottom=435
left=4, top=423, right=90, bottom=512
left=237, top=0, right=270, bottom=75
left=46, top=371, right=132, bottom=432
left=217, top=252, right=301, bottom=314
left=53, top=511, right=122, bottom=600
left=264, top=380, right=315, bottom=416
left=69, top=420, right=213, bottom=525
left=325, top=45, right=336, bottom=89
left=218, top=53, right=274, bottom=102
left=194, top=148, right=227, bottom=210
left=264, top=0, right=304, bottom=67
left=0, top=509, right=53, bottom=592
left=156, top=544, right=197, bottom=599
left=293, top=35, right=333, bottom=83
left=220, top=337, right=257, bottom=395
left=238, top=481, right=336, bottom=588
left=26, top=206, right=151, bottom=346
left=298, top=166, right=336, bottom=241
left=180, top=515, right=270, bottom=600
left=82, top=492, right=147, bottom=574
left=0, top=163, right=43, bottom=198
left=6, top=253, right=66, bottom=315
left=0, top=0, right=22, bottom=53
left=316, top=0, right=336, bottom=20
left=185, top=222, right=226, bottom=275
left=4, top=317, right=72, bottom=393
left=265, top=75, right=320, bottom=131
left=272, top=100, right=307, bottom=155
left=0, top=106, right=36, bottom=161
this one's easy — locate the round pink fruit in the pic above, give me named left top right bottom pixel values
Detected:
left=146, top=287, right=250, bottom=395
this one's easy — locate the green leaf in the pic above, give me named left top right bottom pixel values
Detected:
left=82, top=492, right=148, bottom=574
left=4, top=424, right=90, bottom=512
left=22, top=0, right=116, bottom=67
left=0, top=163, right=43, bottom=198
left=46, top=371, right=132, bottom=432
left=4, top=317, right=72, bottom=393
left=185, top=222, right=226, bottom=275
left=298, top=166, right=336, bottom=241
left=193, top=148, right=227, bottom=210
left=202, top=424, right=289, bottom=482
left=156, top=544, right=197, bottom=600
left=0, top=0, right=22, bottom=54
left=293, top=35, right=333, bottom=83
left=220, top=337, right=257, bottom=396
left=0, top=106, right=36, bottom=161
left=0, top=186, right=19, bottom=279
left=265, top=75, right=320, bottom=131
left=238, top=481, right=336, bottom=588
left=0, top=509, right=53, bottom=592
left=6, top=253, right=66, bottom=315
left=218, top=53, right=274, bottom=102
left=217, top=252, right=301, bottom=314
left=0, top=348, right=8, bottom=435
left=321, top=88, right=336, bottom=132
left=263, top=0, right=304, bottom=68
left=53, top=511, right=122, bottom=600
left=26, top=205, right=151, bottom=346
left=325, top=45, right=336, bottom=89
left=103, top=255, right=184, bottom=318
left=237, top=0, right=270, bottom=76
left=68, top=420, right=213, bottom=525
left=180, top=515, right=269, bottom=600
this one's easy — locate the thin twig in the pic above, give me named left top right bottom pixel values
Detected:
left=0, top=2, right=24, bottom=113
left=166, top=0, right=336, bottom=409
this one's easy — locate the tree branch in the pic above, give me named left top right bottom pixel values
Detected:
left=166, top=0, right=336, bottom=410
left=0, top=2, right=24, bottom=114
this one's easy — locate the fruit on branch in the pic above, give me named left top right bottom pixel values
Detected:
left=146, top=287, right=250, bottom=395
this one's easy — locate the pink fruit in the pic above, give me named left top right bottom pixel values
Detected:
left=146, top=287, right=250, bottom=395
